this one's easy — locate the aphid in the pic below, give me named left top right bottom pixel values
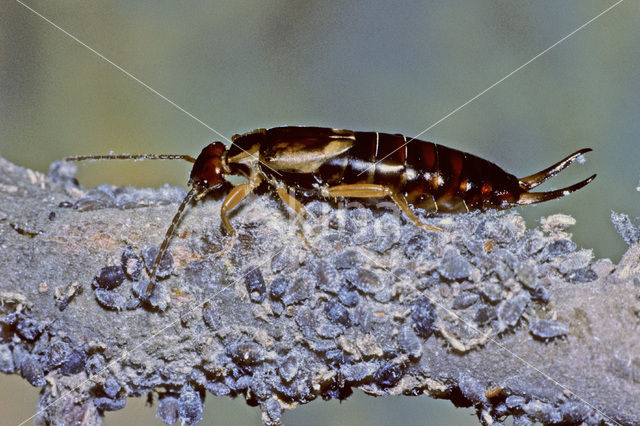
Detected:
left=374, top=362, right=404, bottom=388
left=411, top=296, right=437, bottom=338
left=244, top=267, right=267, bottom=303
left=94, top=265, right=126, bottom=290
left=528, top=319, right=569, bottom=340
left=18, top=353, right=46, bottom=387
left=278, top=354, right=299, bottom=383
left=65, top=126, right=595, bottom=296
left=484, top=386, right=504, bottom=399
left=324, top=301, right=351, bottom=327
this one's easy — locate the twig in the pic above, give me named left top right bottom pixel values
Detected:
left=0, top=155, right=638, bottom=425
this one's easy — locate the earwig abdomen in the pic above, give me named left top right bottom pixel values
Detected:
left=251, top=127, right=525, bottom=213
left=404, top=143, right=522, bottom=212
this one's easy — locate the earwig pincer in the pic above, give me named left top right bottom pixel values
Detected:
left=65, top=126, right=596, bottom=296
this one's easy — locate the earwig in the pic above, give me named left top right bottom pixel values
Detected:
left=65, top=126, right=595, bottom=297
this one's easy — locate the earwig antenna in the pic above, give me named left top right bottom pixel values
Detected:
left=64, top=154, right=197, bottom=163
left=145, top=185, right=202, bottom=297
left=64, top=151, right=213, bottom=297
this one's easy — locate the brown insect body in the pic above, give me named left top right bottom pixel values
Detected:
left=212, top=126, right=593, bottom=213
left=228, top=126, right=526, bottom=213
left=66, top=125, right=596, bottom=296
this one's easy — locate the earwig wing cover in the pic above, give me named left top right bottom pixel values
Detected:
left=261, top=127, right=355, bottom=173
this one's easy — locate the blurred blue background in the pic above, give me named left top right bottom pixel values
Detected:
left=1, top=1, right=638, bottom=424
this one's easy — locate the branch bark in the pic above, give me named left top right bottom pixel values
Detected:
left=0, top=155, right=638, bottom=425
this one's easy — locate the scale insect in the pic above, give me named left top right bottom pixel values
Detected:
left=65, top=126, right=595, bottom=297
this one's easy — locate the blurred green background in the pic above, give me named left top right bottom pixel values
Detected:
left=1, top=1, right=638, bottom=424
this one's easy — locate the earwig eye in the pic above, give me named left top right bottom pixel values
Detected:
left=190, top=142, right=227, bottom=188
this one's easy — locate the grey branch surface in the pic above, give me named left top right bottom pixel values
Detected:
left=0, top=155, right=639, bottom=425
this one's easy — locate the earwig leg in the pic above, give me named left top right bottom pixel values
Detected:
left=276, top=187, right=313, bottom=247
left=325, top=183, right=390, bottom=198
left=276, top=187, right=307, bottom=219
left=518, top=148, right=592, bottom=190
left=220, top=178, right=262, bottom=236
left=390, top=193, right=443, bottom=232
left=325, top=184, right=442, bottom=232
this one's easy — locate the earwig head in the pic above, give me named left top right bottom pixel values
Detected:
left=189, top=142, right=228, bottom=189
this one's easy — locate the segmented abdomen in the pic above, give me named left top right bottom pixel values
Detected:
left=402, top=138, right=521, bottom=212
left=256, top=127, right=522, bottom=212
left=318, top=131, right=520, bottom=213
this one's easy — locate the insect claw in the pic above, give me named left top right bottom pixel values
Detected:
left=517, top=174, right=596, bottom=206
left=518, top=148, right=592, bottom=191
left=219, top=238, right=235, bottom=257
